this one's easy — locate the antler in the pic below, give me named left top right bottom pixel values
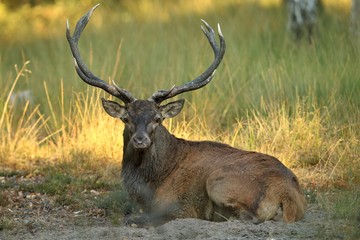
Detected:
left=66, top=4, right=136, bottom=103
left=149, top=19, right=226, bottom=103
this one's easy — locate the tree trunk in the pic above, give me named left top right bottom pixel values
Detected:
left=351, top=0, right=360, bottom=35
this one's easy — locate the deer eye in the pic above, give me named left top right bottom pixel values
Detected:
left=154, top=116, right=162, bottom=124
left=121, top=116, right=129, bottom=123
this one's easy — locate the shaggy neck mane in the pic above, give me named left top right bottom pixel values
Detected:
left=121, top=124, right=183, bottom=207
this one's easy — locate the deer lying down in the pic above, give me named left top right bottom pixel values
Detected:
left=66, top=4, right=307, bottom=225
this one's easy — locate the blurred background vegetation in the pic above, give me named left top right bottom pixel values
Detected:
left=0, top=0, right=359, bottom=215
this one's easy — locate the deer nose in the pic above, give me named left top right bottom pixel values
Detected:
left=132, top=135, right=151, bottom=149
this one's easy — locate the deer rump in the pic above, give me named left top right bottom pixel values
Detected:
left=66, top=4, right=307, bottom=226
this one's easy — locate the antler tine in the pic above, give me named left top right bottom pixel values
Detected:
left=149, top=20, right=226, bottom=103
left=66, top=4, right=136, bottom=103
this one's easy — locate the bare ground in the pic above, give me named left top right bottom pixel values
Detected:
left=0, top=176, right=358, bottom=240
left=0, top=201, right=354, bottom=239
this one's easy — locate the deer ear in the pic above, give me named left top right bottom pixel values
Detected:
left=101, top=98, right=126, bottom=118
left=160, top=99, right=185, bottom=119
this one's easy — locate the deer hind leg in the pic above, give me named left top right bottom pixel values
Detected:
left=206, top=172, right=273, bottom=223
left=281, top=187, right=307, bottom=222
left=206, top=171, right=305, bottom=223
left=259, top=180, right=307, bottom=223
left=254, top=196, right=282, bottom=223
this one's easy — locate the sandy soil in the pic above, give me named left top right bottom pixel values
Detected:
left=1, top=203, right=350, bottom=240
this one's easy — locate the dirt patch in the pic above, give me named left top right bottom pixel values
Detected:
left=0, top=175, right=357, bottom=239
left=1, top=204, right=351, bottom=240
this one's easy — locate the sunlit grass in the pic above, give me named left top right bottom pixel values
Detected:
left=1, top=0, right=358, bottom=180
left=2, top=58, right=358, bottom=187
left=0, top=61, right=49, bottom=169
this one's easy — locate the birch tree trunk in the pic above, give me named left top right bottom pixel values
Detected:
left=351, top=0, right=360, bottom=35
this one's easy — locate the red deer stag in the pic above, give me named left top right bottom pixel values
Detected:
left=66, top=4, right=306, bottom=225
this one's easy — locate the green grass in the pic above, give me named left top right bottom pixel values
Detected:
left=0, top=0, right=359, bottom=230
left=96, top=188, right=138, bottom=224
left=316, top=187, right=360, bottom=238
left=0, top=217, right=15, bottom=231
left=332, top=189, right=360, bottom=221
left=2, top=2, right=359, bottom=127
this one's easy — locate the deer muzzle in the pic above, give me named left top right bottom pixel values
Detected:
left=132, top=133, right=151, bottom=149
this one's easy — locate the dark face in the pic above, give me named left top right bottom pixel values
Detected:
left=101, top=99, right=184, bottom=149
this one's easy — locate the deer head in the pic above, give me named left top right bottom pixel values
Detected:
left=101, top=99, right=184, bottom=149
left=66, top=4, right=225, bottom=150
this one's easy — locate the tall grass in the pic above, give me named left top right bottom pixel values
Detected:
left=0, top=1, right=359, bottom=188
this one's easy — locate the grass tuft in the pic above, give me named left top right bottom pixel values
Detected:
left=97, top=188, right=138, bottom=223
